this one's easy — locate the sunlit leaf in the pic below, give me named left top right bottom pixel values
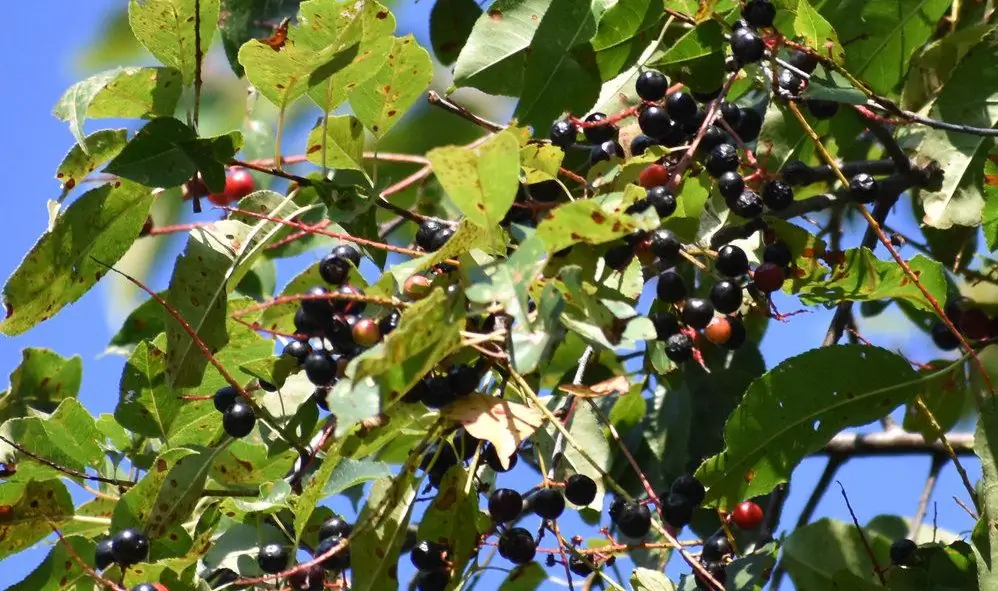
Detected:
left=128, top=0, right=220, bottom=85
left=442, top=394, right=545, bottom=470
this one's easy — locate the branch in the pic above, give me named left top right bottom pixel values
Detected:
left=818, top=430, right=974, bottom=456
left=0, top=433, right=132, bottom=488
left=427, top=91, right=504, bottom=132
left=910, top=455, right=946, bottom=538
left=838, top=481, right=887, bottom=585
left=193, top=0, right=203, bottom=128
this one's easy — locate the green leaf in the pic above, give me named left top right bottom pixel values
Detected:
left=498, top=562, right=548, bottom=590
left=0, top=348, right=82, bottom=424
left=916, top=31, right=998, bottom=229
left=985, top=155, right=998, bottom=251
left=696, top=345, right=921, bottom=509
left=772, top=0, right=844, bottom=64
left=0, top=180, right=154, bottom=336
left=818, top=0, right=951, bottom=96
left=514, top=0, right=600, bottom=131
left=0, top=399, right=103, bottom=481
left=756, top=102, right=809, bottom=172
left=389, top=218, right=507, bottom=284
left=52, top=67, right=183, bottom=150
left=902, top=23, right=998, bottom=111
left=350, top=473, right=420, bottom=591
left=648, top=20, right=724, bottom=93
left=591, top=0, right=663, bottom=78
left=127, top=0, right=220, bottom=85
left=107, top=293, right=169, bottom=354
left=54, top=129, right=128, bottom=191
left=427, top=130, right=521, bottom=229
left=783, top=518, right=890, bottom=590
left=304, top=115, right=367, bottom=172
left=348, top=35, right=433, bottom=138
left=416, top=468, right=481, bottom=578
left=533, top=198, right=654, bottom=253
left=6, top=534, right=94, bottom=591
left=903, top=359, right=968, bottom=443
left=217, top=0, right=301, bottom=78
left=210, top=440, right=297, bottom=486
left=975, top=403, right=998, bottom=588
left=726, top=543, right=779, bottom=591
left=631, top=568, right=676, bottom=590
left=561, top=401, right=610, bottom=512
left=453, top=0, right=552, bottom=96
left=114, top=340, right=184, bottom=441
left=429, top=0, right=483, bottom=66
left=0, top=480, right=74, bottom=560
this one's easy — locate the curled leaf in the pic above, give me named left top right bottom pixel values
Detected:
left=442, top=394, right=545, bottom=469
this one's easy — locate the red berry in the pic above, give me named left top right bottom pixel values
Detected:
left=639, top=164, right=670, bottom=188
left=730, top=500, right=764, bottom=529
left=752, top=262, right=786, bottom=294
left=208, top=170, right=256, bottom=205
left=404, top=275, right=432, bottom=300
left=704, top=316, right=733, bottom=345
left=351, top=318, right=382, bottom=348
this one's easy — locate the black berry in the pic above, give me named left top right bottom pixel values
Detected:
left=583, top=112, right=617, bottom=143
left=724, top=316, right=747, bottom=350
left=890, top=538, right=917, bottom=566
left=489, top=488, right=523, bottom=522
left=661, top=492, right=695, bottom=528
left=379, top=310, right=401, bottom=336
left=301, top=285, right=332, bottom=317
left=318, top=517, right=352, bottom=542
left=728, top=189, right=764, bottom=218
left=411, top=539, right=448, bottom=572
left=762, top=179, right=794, bottom=210
left=742, top=0, right=776, bottom=27
left=730, top=27, right=765, bottom=63
left=319, top=254, right=351, bottom=285
left=604, top=243, right=635, bottom=271
left=111, top=529, right=149, bottom=566
left=95, top=538, right=115, bottom=570
left=416, top=219, right=445, bottom=251
left=448, top=365, right=479, bottom=397
left=682, top=297, right=715, bottom=329
left=530, top=488, right=566, bottom=519
left=315, top=536, right=350, bottom=571
left=705, top=143, right=740, bottom=178
left=651, top=312, right=681, bottom=339
left=788, top=49, right=818, bottom=73
left=763, top=241, right=793, bottom=268
left=294, top=306, right=320, bottom=335
left=670, top=474, right=706, bottom=506
left=710, top=280, right=744, bottom=314
left=807, top=99, right=839, bottom=120
left=719, top=101, right=741, bottom=127
left=717, top=171, right=745, bottom=201
left=590, top=140, right=623, bottom=164
left=565, top=474, right=597, bottom=506
left=931, top=322, right=961, bottom=350
left=630, top=134, right=657, bottom=156
left=716, top=244, right=749, bottom=277
left=414, top=569, right=450, bottom=591
left=485, top=444, right=517, bottom=472
left=428, top=226, right=454, bottom=252
left=647, top=186, right=677, bottom=218
left=667, top=91, right=699, bottom=122
left=257, top=543, right=289, bottom=574
left=283, top=339, right=311, bottom=362
left=223, top=401, right=256, bottom=438
left=849, top=173, right=878, bottom=203
left=550, top=120, right=578, bottom=148
left=665, top=333, right=694, bottom=362
left=609, top=497, right=627, bottom=522
left=616, top=503, right=652, bottom=538
left=650, top=228, right=681, bottom=263
left=656, top=270, right=687, bottom=303
left=636, top=70, right=669, bottom=101
left=213, top=385, right=239, bottom=412
left=304, top=351, right=337, bottom=386
left=734, top=107, right=763, bottom=142
left=698, top=126, right=729, bottom=155
left=781, top=160, right=814, bottom=186
left=638, top=106, right=674, bottom=140
left=422, top=375, right=457, bottom=409
left=499, top=528, right=536, bottom=564
left=569, top=556, right=594, bottom=576
left=703, top=533, right=732, bottom=561
left=692, top=87, right=723, bottom=103
left=288, top=564, right=325, bottom=591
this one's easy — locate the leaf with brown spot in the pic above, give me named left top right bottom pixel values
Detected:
left=350, top=474, right=420, bottom=591
left=349, top=34, right=433, bottom=138
left=0, top=480, right=74, bottom=560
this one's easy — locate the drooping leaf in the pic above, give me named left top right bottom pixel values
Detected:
left=903, top=359, right=968, bottom=443
left=349, top=473, right=420, bottom=591
left=561, top=401, right=611, bottom=512
left=533, top=198, right=655, bottom=253
left=916, top=31, right=998, bottom=229
left=0, top=399, right=103, bottom=482
left=127, top=0, right=221, bottom=85
left=348, top=35, right=434, bottom=138
left=427, top=130, right=521, bottom=229
left=0, top=180, right=154, bottom=336
left=388, top=219, right=507, bottom=284
left=696, top=345, right=922, bottom=509
left=115, top=340, right=184, bottom=441
left=0, top=479, right=75, bottom=561
left=304, top=115, right=366, bottom=172
left=902, top=23, right=998, bottom=111
left=54, top=129, right=128, bottom=191
left=0, top=348, right=82, bottom=425
left=52, top=67, right=183, bottom=150
left=429, top=0, right=483, bottom=66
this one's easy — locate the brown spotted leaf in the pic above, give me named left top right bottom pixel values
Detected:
left=415, top=467, right=482, bottom=578
left=304, top=114, right=366, bottom=173
left=54, top=129, right=127, bottom=192
left=0, top=348, right=82, bottom=425
left=442, top=394, right=545, bottom=470
left=348, top=34, right=433, bottom=138
left=0, top=479, right=75, bottom=560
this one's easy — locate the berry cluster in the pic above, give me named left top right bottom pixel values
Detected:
left=252, top=515, right=353, bottom=590
left=94, top=528, right=168, bottom=591
left=931, top=296, right=998, bottom=351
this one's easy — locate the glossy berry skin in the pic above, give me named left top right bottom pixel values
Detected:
left=415, top=219, right=445, bottom=251
left=604, top=243, right=635, bottom=271
left=448, top=365, right=480, bottom=397
left=304, top=351, right=337, bottom=386
left=682, top=298, right=715, bottom=330
left=728, top=189, right=764, bottom=218
left=742, top=0, right=776, bottom=27
left=319, top=255, right=350, bottom=286
left=414, top=570, right=450, bottom=591
left=531, top=488, right=566, bottom=519
left=702, top=533, right=732, bottom=561
left=590, top=140, right=623, bottom=164
left=499, top=528, right=536, bottom=564
left=716, top=244, right=749, bottom=277
left=671, top=474, right=707, bottom=506
left=379, top=310, right=400, bottom=336
left=257, top=543, right=289, bottom=574
left=489, top=488, right=524, bottom=522
left=698, top=126, right=729, bottom=155
left=111, top=528, right=150, bottom=566
left=666, top=91, right=699, bottom=122
left=315, top=536, right=350, bottom=571
left=565, top=474, right=597, bottom=506
left=710, top=280, right=743, bottom=314
left=636, top=70, right=669, bottom=101
left=931, top=322, right=961, bottom=350
left=301, top=286, right=332, bottom=317
left=656, top=270, right=687, bottom=303
left=638, top=106, right=674, bottom=140
left=730, top=500, right=764, bottom=529
left=650, top=312, right=681, bottom=339
left=638, top=163, right=670, bottom=188
left=778, top=68, right=805, bottom=95
left=807, top=99, right=839, bottom=119
left=665, top=333, right=694, bottom=363
left=735, top=108, right=763, bottom=142
left=890, top=538, right=917, bottom=566
left=661, top=493, right=695, bottom=528
left=583, top=112, right=617, bottom=143
left=318, top=517, right=352, bottom=542
left=569, top=556, right=594, bottom=576
left=485, top=443, right=517, bottom=472
left=788, top=49, right=818, bottom=73
left=428, top=226, right=455, bottom=252
left=705, top=143, right=740, bottom=178
left=647, top=186, right=677, bottom=218
left=294, top=307, right=319, bottom=336
left=717, top=171, right=745, bottom=201
left=208, top=169, right=256, bottom=206
left=849, top=173, right=878, bottom=203
left=411, top=540, right=448, bottom=572
left=704, top=316, right=733, bottom=345
left=283, top=339, right=311, bottom=362
left=650, top=229, right=682, bottom=263
left=213, top=386, right=239, bottom=412
left=331, top=243, right=361, bottom=267
left=752, top=262, right=787, bottom=294
left=730, top=26, right=765, bottom=63
left=95, top=538, right=115, bottom=570
left=719, top=101, right=741, bottom=127
left=630, top=134, right=656, bottom=156
left=421, top=375, right=457, bottom=409
left=616, top=503, right=652, bottom=538
left=550, top=120, right=578, bottom=148
left=762, top=180, right=794, bottom=211
left=763, top=242, right=793, bottom=269
left=333, top=284, right=366, bottom=315
left=351, top=318, right=381, bottom=348
left=223, top=401, right=256, bottom=438
left=781, top=160, right=814, bottom=186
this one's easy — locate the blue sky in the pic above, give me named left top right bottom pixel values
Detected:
left=0, top=1, right=983, bottom=589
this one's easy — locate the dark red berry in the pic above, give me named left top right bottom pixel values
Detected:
left=730, top=27, right=765, bottom=63
left=849, top=173, right=878, bottom=203
left=213, top=385, right=239, bottom=412
left=650, top=228, right=681, bottom=263
left=728, top=189, right=764, bottom=218
left=762, top=180, right=794, bottom=211
left=550, top=120, right=578, bottom=148
left=890, top=538, right=917, bottom=566
left=616, top=503, right=652, bottom=538
left=710, top=280, right=743, bottom=314
left=223, top=401, right=256, bottom=438
left=636, top=70, right=669, bottom=101
left=639, top=163, right=670, bottom=188
left=704, top=316, right=733, bottom=345
left=752, top=262, right=787, bottom=293
left=411, top=539, right=448, bottom=572
left=661, top=493, right=695, bottom=528
left=702, top=533, right=732, bottom=560
left=807, top=99, right=839, bottom=119
left=716, top=244, right=749, bottom=277
left=656, top=270, right=687, bottom=303
left=665, top=333, right=694, bottom=363
left=257, top=543, right=289, bottom=574
left=682, top=297, right=715, bottom=329
left=208, top=169, right=256, bottom=206
left=583, top=112, right=617, bottom=143
left=717, top=171, right=745, bottom=201
left=565, top=474, right=597, bottom=506
left=742, top=0, right=776, bottom=27
left=499, top=528, right=536, bottom=564
left=489, top=488, right=524, bottom=522
left=763, top=242, right=793, bottom=269
left=318, top=517, right=352, bottom=542
left=647, top=186, right=677, bottom=218
left=650, top=311, right=681, bottom=339
left=530, top=488, right=566, bottom=519
left=315, top=536, right=350, bottom=571
left=731, top=500, right=764, bottom=529
left=705, top=143, right=740, bottom=178
left=351, top=318, right=381, bottom=348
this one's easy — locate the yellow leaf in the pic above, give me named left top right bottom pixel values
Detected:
left=442, top=394, right=545, bottom=470
left=558, top=375, right=630, bottom=398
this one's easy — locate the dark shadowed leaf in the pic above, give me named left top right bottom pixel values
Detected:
left=783, top=518, right=891, bottom=590
left=430, top=0, right=483, bottom=66
left=218, top=0, right=302, bottom=77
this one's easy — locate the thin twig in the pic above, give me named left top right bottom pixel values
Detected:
left=837, top=481, right=887, bottom=585
left=427, top=91, right=505, bottom=132
left=193, top=0, right=203, bottom=128
left=0, top=434, right=131, bottom=488
left=910, top=455, right=946, bottom=538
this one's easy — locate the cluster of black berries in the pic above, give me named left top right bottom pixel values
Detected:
left=410, top=539, right=452, bottom=591
left=931, top=296, right=998, bottom=350
left=501, top=180, right=565, bottom=228
left=414, top=218, right=455, bottom=253
left=212, top=384, right=256, bottom=438
left=419, top=427, right=491, bottom=488
left=255, top=515, right=353, bottom=589
left=404, top=363, right=482, bottom=413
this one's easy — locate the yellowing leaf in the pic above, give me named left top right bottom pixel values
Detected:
left=558, top=375, right=630, bottom=398
left=442, top=394, right=545, bottom=470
